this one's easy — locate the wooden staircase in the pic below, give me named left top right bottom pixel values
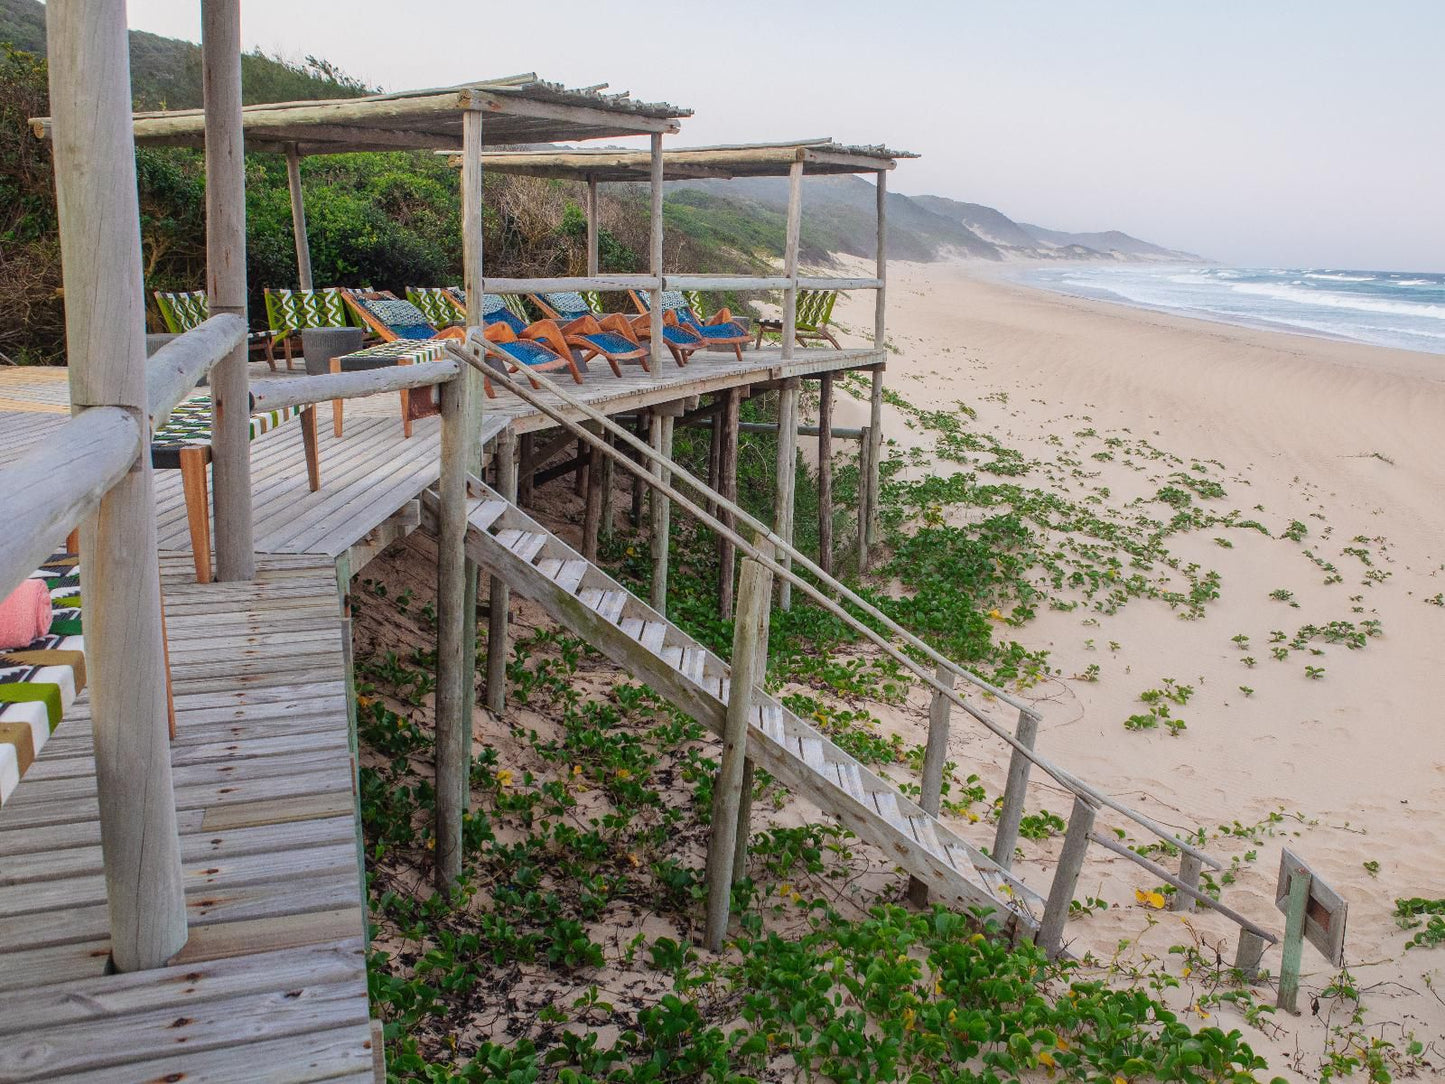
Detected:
left=463, top=483, right=1046, bottom=939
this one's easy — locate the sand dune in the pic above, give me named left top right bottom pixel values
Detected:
left=826, top=262, right=1445, bottom=1077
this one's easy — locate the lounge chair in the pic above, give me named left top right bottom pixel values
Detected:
left=523, top=291, right=652, bottom=375
left=151, top=394, right=319, bottom=583
left=754, top=288, right=842, bottom=350
left=629, top=289, right=752, bottom=362
left=0, top=550, right=85, bottom=808
left=154, top=289, right=285, bottom=370
left=263, top=286, right=356, bottom=365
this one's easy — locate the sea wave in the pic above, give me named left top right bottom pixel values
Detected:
left=1301, top=272, right=1377, bottom=283
left=1228, top=281, right=1445, bottom=320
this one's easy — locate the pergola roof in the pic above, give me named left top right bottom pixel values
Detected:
left=461, top=139, right=916, bottom=181
left=30, top=75, right=690, bottom=155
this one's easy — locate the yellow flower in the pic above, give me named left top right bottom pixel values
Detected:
left=902, top=1007, right=916, bottom=1030
left=947, top=1009, right=957, bottom=1024
left=1135, top=888, right=1166, bottom=909
left=1193, top=1004, right=1210, bottom=1019
left=1181, top=966, right=1192, bottom=978
left=356, top=694, right=374, bottom=708
left=616, top=768, right=631, bottom=781
left=779, top=882, right=794, bottom=896
left=966, top=811, right=980, bottom=823
left=987, top=608, right=1004, bottom=621
left=425, top=837, right=435, bottom=850
left=1039, top=1050, right=1056, bottom=1073
left=1115, top=1077, right=1128, bottom=1084
left=572, top=764, right=583, bottom=777
left=934, top=978, right=943, bottom=996
left=495, top=769, right=514, bottom=788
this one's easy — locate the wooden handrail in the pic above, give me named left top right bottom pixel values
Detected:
left=248, top=359, right=460, bottom=412
left=146, top=314, right=248, bottom=431
left=482, top=274, right=661, bottom=293
left=451, top=337, right=1226, bottom=876
left=0, top=406, right=140, bottom=600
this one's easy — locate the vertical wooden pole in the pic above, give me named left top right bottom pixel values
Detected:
left=992, top=708, right=1040, bottom=871
left=202, top=0, right=253, bottom=582
left=458, top=107, right=486, bottom=754
left=1171, top=854, right=1203, bottom=912
left=705, top=556, right=773, bottom=951
left=598, top=431, right=615, bottom=540
left=817, top=374, right=834, bottom=577
left=47, top=0, right=186, bottom=971
left=1277, top=864, right=1311, bottom=1013
left=518, top=432, right=535, bottom=506
left=434, top=376, right=469, bottom=891
left=629, top=413, right=647, bottom=527
left=717, top=390, right=740, bottom=619
left=707, top=404, right=722, bottom=517
left=908, top=666, right=954, bottom=906
left=585, top=177, right=600, bottom=276
left=649, top=408, right=674, bottom=614
left=781, top=160, right=805, bottom=354
left=865, top=170, right=888, bottom=555
left=582, top=425, right=603, bottom=562
left=1234, top=929, right=1268, bottom=982
left=485, top=429, right=516, bottom=716
left=856, top=425, right=871, bottom=572
left=774, top=378, right=800, bottom=610
left=648, top=132, right=665, bottom=379
left=285, top=144, right=313, bottom=290
left=1038, top=795, right=1095, bottom=958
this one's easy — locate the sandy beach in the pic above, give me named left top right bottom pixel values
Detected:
left=824, top=263, right=1445, bottom=1075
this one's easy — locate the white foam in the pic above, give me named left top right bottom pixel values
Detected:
left=1228, top=281, right=1445, bottom=320
left=1302, top=272, right=1376, bottom=283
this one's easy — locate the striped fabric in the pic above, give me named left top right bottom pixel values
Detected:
left=150, top=394, right=302, bottom=469
left=796, top=289, right=838, bottom=331
left=405, top=287, right=463, bottom=329
left=540, top=291, right=594, bottom=321
left=264, top=287, right=348, bottom=333
left=155, top=290, right=210, bottom=333
left=492, top=339, right=562, bottom=367
left=481, top=294, right=528, bottom=334
left=0, top=552, right=84, bottom=808
left=576, top=331, right=639, bottom=355
left=335, top=339, right=450, bottom=370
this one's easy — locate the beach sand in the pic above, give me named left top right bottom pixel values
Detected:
left=825, top=262, right=1445, bottom=1076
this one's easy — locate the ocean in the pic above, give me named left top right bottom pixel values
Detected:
left=1015, top=265, right=1445, bottom=355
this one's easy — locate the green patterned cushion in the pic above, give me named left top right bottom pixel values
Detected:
left=265, top=287, right=347, bottom=333
left=796, top=289, right=838, bottom=331
left=151, top=394, right=302, bottom=453
left=155, top=290, right=210, bottom=333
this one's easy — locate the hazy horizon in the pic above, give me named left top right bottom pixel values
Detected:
left=118, top=0, right=1445, bottom=272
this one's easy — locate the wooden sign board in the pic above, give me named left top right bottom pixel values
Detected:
left=1276, top=848, right=1347, bottom=966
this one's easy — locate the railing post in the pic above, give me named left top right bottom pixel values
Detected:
left=1277, top=862, right=1311, bottom=1013
left=1171, top=853, right=1203, bottom=912
left=649, top=404, right=677, bottom=613
left=717, top=390, right=740, bottom=618
left=774, top=377, right=800, bottom=609
left=865, top=168, right=887, bottom=554
left=202, top=0, right=254, bottom=582
left=434, top=372, right=471, bottom=891
left=817, top=374, right=834, bottom=577
left=285, top=144, right=313, bottom=289
left=585, top=177, right=600, bottom=277
left=705, top=555, right=773, bottom=951
left=648, top=132, right=665, bottom=380
left=1038, top=794, right=1096, bottom=958
left=908, top=665, right=954, bottom=906
left=992, top=707, right=1040, bottom=870
left=47, top=0, right=187, bottom=971
left=485, top=428, right=516, bottom=716
left=1233, top=929, right=1268, bottom=982
left=856, top=425, right=871, bottom=572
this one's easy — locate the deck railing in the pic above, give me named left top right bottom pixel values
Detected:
left=446, top=335, right=1279, bottom=960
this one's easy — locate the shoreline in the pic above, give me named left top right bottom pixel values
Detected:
left=828, top=263, right=1445, bottom=1076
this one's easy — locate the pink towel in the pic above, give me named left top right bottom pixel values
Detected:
left=0, top=579, right=51, bottom=650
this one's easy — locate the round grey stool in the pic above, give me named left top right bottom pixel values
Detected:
left=299, top=326, right=365, bottom=377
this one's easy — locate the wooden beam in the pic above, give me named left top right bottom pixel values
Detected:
left=482, top=274, right=660, bottom=294
left=705, top=556, right=772, bottom=951
left=864, top=170, right=888, bottom=558
left=485, top=429, right=516, bottom=716
left=648, top=410, right=673, bottom=613
left=991, top=708, right=1040, bottom=871
left=202, top=0, right=253, bottom=582
left=146, top=315, right=247, bottom=431
left=817, top=374, right=834, bottom=577
left=285, top=144, right=313, bottom=290
left=46, top=0, right=187, bottom=971
left=248, top=360, right=459, bottom=412
left=774, top=379, right=800, bottom=611
left=648, top=132, right=665, bottom=379
left=433, top=375, right=470, bottom=892
left=717, top=390, right=740, bottom=619
left=585, top=178, right=599, bottom=276
left=459, top=108, right=486, bottom=766
left=345, top=501, right=420, bottom=573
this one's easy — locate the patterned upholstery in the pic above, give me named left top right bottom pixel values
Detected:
left=264, top=287, right=349, bottom=333
left=491, top=339, right=563, bottom=367
left=155, top=290, right=210, bottom=333
left=540, top=291, right=595, bottom=320
left=150, top=394, right=302, bottom=470
left=0, top=551, right=84, bottom=807
left=405, top=287, right=464, bottom=328
left=796, top=289, right=838, bottom=331
left=481, top=294, right=528, bottom=334
left=575, top=331, right=640, bottom=356
left=335, top=339, right=450, bottom=370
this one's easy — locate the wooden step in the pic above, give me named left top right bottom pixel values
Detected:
left=680, top=647, right=706, bottom=685
left=910, top=816, right=943, bottom=856
left=590, top=590, right=626, bottom=625
left=509, top=532, right=547, bottom=564
left=798, top=736, right=827, bottom=773
left=536, top=557, right=562, bottom=581
left=555, top=560, right=588, bottom=595
left=660, top=645, right=682, bottom=670
left=494, top=528, right=522, bottom=551
left=760, top=704, right=785, bottom=743
left=871, top=791, right=909, bottom=833
left=578, top=588, right=603, bottom=611
left=639, top=622, right=667, bottom=654
left=618, top=617, right=644, bottom=640
left=834, top=760, right=866, bottom=802
left=470, top=501, right=508, bottom=531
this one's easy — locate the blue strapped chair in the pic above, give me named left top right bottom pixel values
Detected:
left=526, top=291, right=651, bottom=375
left=629, top=289, right=752, bottom=362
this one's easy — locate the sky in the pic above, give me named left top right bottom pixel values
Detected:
left=123, top=0, right=1445, bottom=271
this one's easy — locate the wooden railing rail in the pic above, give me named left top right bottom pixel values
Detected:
left=146, top=313, right=248, bottom=431
left=475, top=274, right=885, bottom=296
left=248, top=359, right=460, bottom=413
left=452, top=340, right=1236, bottom=903
left=0, top=406, right=141, bottom=600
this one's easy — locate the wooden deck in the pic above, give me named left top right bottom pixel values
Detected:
left=0, top=553, right=375, bottom=1082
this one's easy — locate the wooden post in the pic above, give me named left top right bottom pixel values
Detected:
left=1171, top=853, right=1203, bottom=912
left=648, top=132, right=665, bottom=379
left=47, top=0, right=187, bottom=971
left=706, top=398, right=722, bottom=517
left=486, top=429, right=516, bottom=716
left=285, top=143, right=312, bottom=289
left=1277, top=863, right=1311, bottom=1013
left=705, top=556, right=772, bottom=951
left=585, top=177, right=600, bottom=276
left=630, top=413, right=647, bottom=527
left=856, top=425, right=871, bottom=572
left=582, top=425, right=603, bottom=561
left=781, top=159, right=805, bottom=354
left=817, top=373, right=834, bottom=577
left=434, top=375, right=470, bottom=891
left=202, top=0, right=253, bottom=582
left=598, top=430, right=615, bottom=539
left=717, top=389, right=740, bottom=618
left=774, top=378, right=800, bottom=610
left=992, top=708, right=1041, bottom=871
left=865, top=169, right=888, bottom=554
left=1038, top=795, right=1096, bottom=958
left=518, top=432, right=535, bottom=506
left=908, top=666, right=954, bottom=906
left=458, top=107, right=486, bottom=742
left=649, top=407, right=675, bottom=614
left=1234, top=929, right=1268, bottom=982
